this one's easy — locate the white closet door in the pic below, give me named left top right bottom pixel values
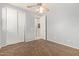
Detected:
left=0, top=7, right=3, bottom=47
left=2, top=7, right=7, bottom=47
left=6, top=7, right=18, bottom=45
left=18, top=10, right=26, bottom=42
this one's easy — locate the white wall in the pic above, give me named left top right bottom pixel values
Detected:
left=47, top=3, right=79, bottom=48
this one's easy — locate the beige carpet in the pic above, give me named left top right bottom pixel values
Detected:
left=0, top=39, right=79, bottom=56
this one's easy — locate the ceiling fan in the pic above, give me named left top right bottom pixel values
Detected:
left=26, top=3, right=49, bottom=13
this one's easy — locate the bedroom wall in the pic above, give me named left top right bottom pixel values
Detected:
left=47, top=3, right=79, bottom=48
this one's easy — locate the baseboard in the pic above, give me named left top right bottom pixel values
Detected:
left=48, top=39, right=79, bottom=50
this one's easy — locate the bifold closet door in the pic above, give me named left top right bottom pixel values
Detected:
left=2, top=7, right=26, bottom=45
left=2, top=7, right=7, bottom=47
left=2, top=7, right=35, bottom=45
left=6, top=7, right=18, bottom=45
left=0, top=7, right=3, bottom=47
left=18, top=10, right=26, bottom=42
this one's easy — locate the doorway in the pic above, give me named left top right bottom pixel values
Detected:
left=35, top=15, right=47, bottom=40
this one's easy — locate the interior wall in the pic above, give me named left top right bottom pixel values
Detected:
left=47, top=3, right=79, bottom=48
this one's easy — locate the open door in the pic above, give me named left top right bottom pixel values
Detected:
left=35, top=15, right=46, bottom=40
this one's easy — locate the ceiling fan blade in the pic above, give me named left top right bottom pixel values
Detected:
left=27, top=5, right=35, bottom=8
left=37, top=3, right=42, bottom=6
left=26, top=3, right=43, bottom=8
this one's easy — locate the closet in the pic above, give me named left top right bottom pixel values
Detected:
left=2, top=7, right=26, bottom=46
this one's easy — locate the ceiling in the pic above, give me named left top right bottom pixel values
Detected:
left=9, top=3, right=52, bottom=13
left=10, top=3, right=35, bottom=11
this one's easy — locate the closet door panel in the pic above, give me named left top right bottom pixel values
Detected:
left=6, top=7, right=17, bottom=45
left=18, top=10, right=26, bottom=42
left=2, top=7, right=7, bottom=46
left=0, top=7, right=2, bottom=47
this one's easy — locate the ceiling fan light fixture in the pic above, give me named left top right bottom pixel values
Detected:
left=39, top=6, right=44, bottom=13
left=26, top=3, right=49, bottom=14
left=36, top=6, right=49, bottom=14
